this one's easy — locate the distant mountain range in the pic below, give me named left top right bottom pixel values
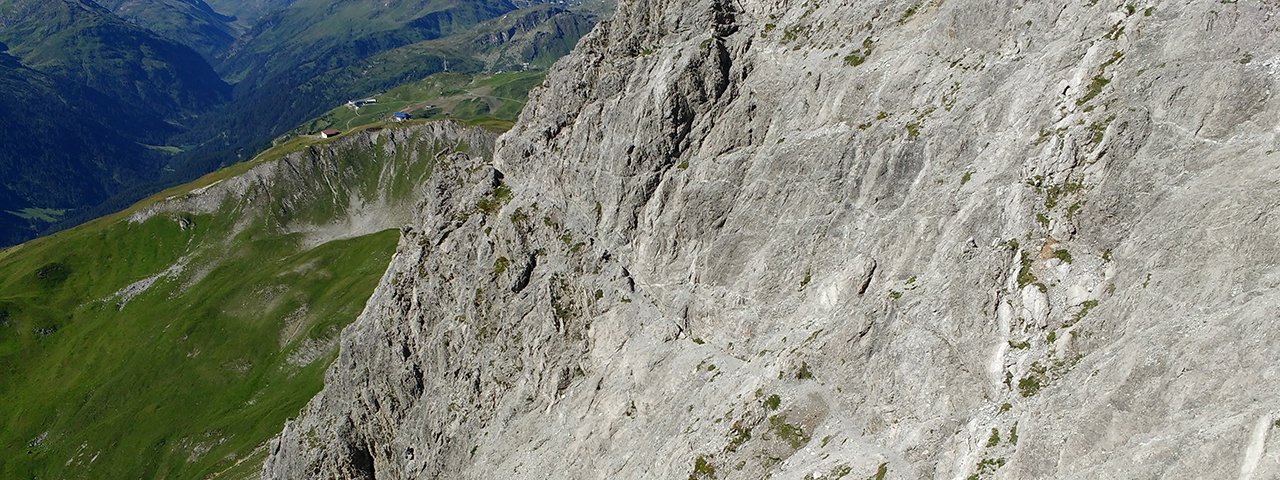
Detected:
left=0, top=0, right=601, bottom=246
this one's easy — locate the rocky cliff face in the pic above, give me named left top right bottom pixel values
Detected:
left=129, top=123, right=493, bottom=250
left=262, top=0, right=1280, bottom=478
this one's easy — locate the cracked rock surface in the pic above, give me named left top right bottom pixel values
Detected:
left=263, top=0, right=1280, bottom=478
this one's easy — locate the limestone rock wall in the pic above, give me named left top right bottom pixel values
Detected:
left=263, top=0, right=1280, bottom=478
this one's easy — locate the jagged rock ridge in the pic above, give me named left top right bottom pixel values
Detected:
left=263, top=0, right=1280, bottom=478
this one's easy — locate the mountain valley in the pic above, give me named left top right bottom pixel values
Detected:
left=0, top=0, right=600, bottom=246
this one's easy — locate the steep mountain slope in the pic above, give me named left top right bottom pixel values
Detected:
left=94, top=0, right=239, bottom=61
left=0, top=48, right=167, bottom=245
left=197, top=0, right=595, bottom=154
left=263, top=0, right=1280, bottom=478
left=218, top=0, right=520, bottom=86
left=0, top=0, right=232, bottom=243
left=360, top=4, right=599, bottom=76
left=0, top=122, right=494, bottom=479
left=284, top=70, right=551, bottom=138
left=338, top=5, right=598, bottom=86
left=0, top=0, right=230, bottom=119
left=199, top=0, right=292, bottom=30
left=0, top=0, right=594, bottom=248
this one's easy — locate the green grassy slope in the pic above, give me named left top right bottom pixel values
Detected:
left=0, top=122, right=492, bottom=479
left=0, top=0, right=231, bottom=245
left=306, top=4, right=595, bottom=110
left=186, top=2, right=593, bottom=167
left=95, top=0, right=240, bottom=61
left=0, top=0, right=230, bottom=117
left=0, top=0, right=594, bottom=248
left=218, top=0, right=516, bottom=86
left=283, top=69, right=546, bottom=138
left=199, top=0, right=291, bottom=31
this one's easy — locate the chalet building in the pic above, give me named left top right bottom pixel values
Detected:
left=320, top=128, right=340, bottom=138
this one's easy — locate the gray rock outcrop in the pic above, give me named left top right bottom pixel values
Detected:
left=263, top=0, right=1280, bottom=478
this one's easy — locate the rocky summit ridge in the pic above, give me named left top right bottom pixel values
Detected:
left=262, top=0, right=1280, bottom=478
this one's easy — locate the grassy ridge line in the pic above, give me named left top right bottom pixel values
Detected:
left=0, top=121, right=494, bottom=479
left=280, top=70, right=547, bottom=145
left=1, top=121, right=393, bottom=261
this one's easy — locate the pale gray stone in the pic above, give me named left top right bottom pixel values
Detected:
left=262, top=0, right=1280, bottom=479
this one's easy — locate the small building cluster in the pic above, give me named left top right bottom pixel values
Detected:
left=389, top=112, right=411, bottom=122
left=346, top=98, right=378, bottom=108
